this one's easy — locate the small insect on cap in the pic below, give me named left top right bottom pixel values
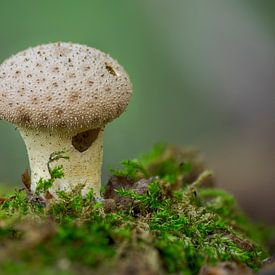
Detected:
left=0, top=42, right=132, bottom=133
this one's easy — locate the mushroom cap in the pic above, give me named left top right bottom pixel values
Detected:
left=0, top=42, right=132, bottom=132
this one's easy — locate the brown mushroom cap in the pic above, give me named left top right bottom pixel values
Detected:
left=0, top=42, right=132, bottom=132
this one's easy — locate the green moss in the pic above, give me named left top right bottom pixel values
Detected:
left=36, top=151, right=69, bottom=195
left=0, top=144, right=273, bottom=274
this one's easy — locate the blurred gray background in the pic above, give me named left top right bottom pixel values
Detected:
left=0, top=0, right=274, bottom=223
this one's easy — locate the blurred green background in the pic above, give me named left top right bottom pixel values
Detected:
left=0, top=0, right=274, bottom=223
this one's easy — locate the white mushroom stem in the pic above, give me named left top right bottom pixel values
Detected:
left=18, top=127, right=104, bottom=197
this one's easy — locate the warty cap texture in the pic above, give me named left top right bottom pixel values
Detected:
left=0, top=42, right=132, bottom=132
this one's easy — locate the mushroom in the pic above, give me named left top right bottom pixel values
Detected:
left=0, top=42, right=132, bottom=196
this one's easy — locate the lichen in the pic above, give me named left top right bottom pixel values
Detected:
left=0, top=144, right=273, bottom=274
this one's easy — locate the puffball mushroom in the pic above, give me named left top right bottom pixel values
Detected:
left=0, top=42, right=132, bottom=196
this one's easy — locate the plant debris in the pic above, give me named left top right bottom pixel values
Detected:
left=199, top=262, right=253, bottom=275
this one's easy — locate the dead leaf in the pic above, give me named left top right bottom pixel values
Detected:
left=0, top=195, right=16, bottom=205
left=21, top=169, right=31, bottom=190
left=45, top=191, right=53, bottom=200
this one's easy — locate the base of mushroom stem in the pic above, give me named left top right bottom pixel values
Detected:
left=18, top=126, right=104, bottom=198
left=46, top=177, right=101, bottom=198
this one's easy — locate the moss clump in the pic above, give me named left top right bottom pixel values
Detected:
left=0, top=144, right=273, bottom=274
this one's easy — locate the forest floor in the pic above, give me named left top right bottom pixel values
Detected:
left=0, top=144, right=274, bottom=275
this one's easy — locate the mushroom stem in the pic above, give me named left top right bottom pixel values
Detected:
left=18, top=127, right=104, bottom=197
